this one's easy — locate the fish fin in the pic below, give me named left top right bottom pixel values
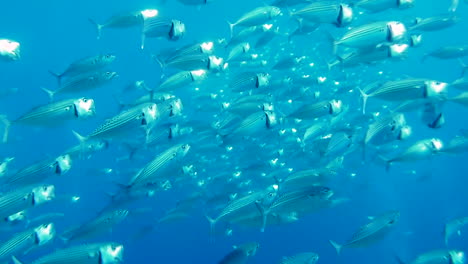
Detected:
left=254, top=201, right=269, bottom=233
left=458, top=59, right=467, bottom=77
left=458, top=230, right=462, bottom=236
left=141, top=32, right=146, bottom=50
left=72, top=130, right=87, bottom=143
left=205, top=214, right=217, bottom=238
left=0, top=115, right=11, bottom=143
left=88, top=18, right=103, bottom=40
left=378, top=154, right=392, bottom=172
left=41, top=87, right=55, bottom=102
left=121, top=143, right=138, bottom=160
left=358, top=88, right=369, bottom=115
left=329, top=240, right=343, bottom=255
left=448, top=0, right=459, bottom=12
left=112, top=94, right=126, bottom=111
left=11, top=256, right=25, bottom=264
left=48, top=70, right=63, bottom=86
left=227, top=20, right=235, bottom=38
left=152, top=54, right=166, bottom=71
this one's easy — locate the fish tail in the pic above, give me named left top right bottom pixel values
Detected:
left=48, top=70, right=63, bottom=86
left=141, top=33, right=146, bottom=50
left=152, top=54, right=166, bottom=71
left=205, top=214, right=217, bottom=239
left=394, top=255, right=406, bottom=264
left=378, top=154, right=391, bottom=172
left=226, top=20, right=235, bottom=38
left=358, top=88, right=369, bottom=115
left=0, top=115, right=11, bottom=143
left=88, top=18, right=103, bottom=40
left=328, top=240, right=343, bottom=255
left=255, top=201, right=269, bottom=233
left=11, top=256, right=26, bottom=264
left=41, top=87, right=55, bottom=102
left=71, top=130, right=89, bottom=157
left=458, top=58, right=467, bottom=77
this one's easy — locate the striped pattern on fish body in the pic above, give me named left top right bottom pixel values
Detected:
left=163, top=54, right=210, bottom=71
left=229, top=72, right=259, bottom=92
left=215, top=191, right=267, bottom=222
left=281, top=252, right=319, bottom=264
left=229, top=110, right=275, bottom=136
left=158, top=71, right=195, bottom=92
left=25, top=243, right=122, bottom=264
left=368, top=79, right=428, bottom=101
left=346, top=212, right=399, bottom=246
left=291, top=2, right=341, bottom=24
left=86, top=103, right=156, bottom=140
left=425, top=45, right=468, bottom=60
left=231, top=6, right=282, bottom=28
left=5, top=159, right=60, bottom=186
left=355, top=0, right=413, bottom=12
left=365, top=113, right=405, bottom=144
left=409, top=15, right=459, bottom=32
left=288, top=100, right=332, bottom=119
left=13, top=98, right=83, bottom=125
left=61, top=209, right=129, bottom=242
left=335, top=21, right=390, bottom=48
left=321, top=132, right=352, bottom=157
left=128, top=143, right=190, bottom=187
left=0, top=186, right=35, bottom=220
left=269, top=186, right=331, bottom=211
left=55, top=71, right=117, bottom=95
left=52, top=54, right=116, bottom=82
left=143, top=18, right=173, bottom=37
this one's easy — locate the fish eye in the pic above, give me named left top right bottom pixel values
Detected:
left=83, top=99, right=88, bottom=102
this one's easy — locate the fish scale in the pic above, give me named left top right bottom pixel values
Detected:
left=365, top=114, right=398, bottom=144
left=289, top=101, right=330, bottom=119
left=30, top=244, right=106, bottom=264
left=163, top=54, right=210, bottom=70
left=292, top=2, right=340, bottom=18
left=372, top=79, right=427, bottom=100
left=6, top=160, right=57, bottom=186
left=230, top=72, right=258, bottom=91
left=336, top=21, right=389, bottom=46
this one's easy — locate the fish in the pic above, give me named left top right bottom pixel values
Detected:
left=229, top=72, right=271, bottom=92
left=0, top=39, right=20, bottom=61
left=141, top=17, right=186, bottom=49
left=157, top=53, right=226, bottom=72
left=72, top=103, right=158, bottom=145
left=288, top=99, right=343, bottom=120
left=422, top=45, right=468, bottom=62
left=359, top=79, right=448, bottom=114
left=0, top=223, right=55, bottom=262
left=49, top=54, right=116, bottom=85
left=290, top=2, right=353, bottom=27
left=381, top=138, right=444, bottom=171
left=155, top=41, right=214, bottom=63
left=409, top=15, right=460, bottom=32
left=444, top=217, right=468, bottom=245
left=354, top=0, right=414, bottom=13
left=397, top=250, right=465, bottom=264
left=0, top=97, right=96, bottom=143
left=329, top=210, right=400, bottom=254
left=448, top=91, right=468, bottom=107
left=12, top=242, right=124, bottom=264
left=126, top=143, right=191, bottom=188
left=226, top=42, right=251, bottom=62
left=227, top=6, right=282, bottom=37
left=4, top=155, right=72, bottom=186
left=0, top=185, right=55, bottom=220
left=441, top=133, right=468, bottom=154
left=218, top=242, right=260, bottom=264
left=176, top=0, right=214, bottom=6
left=43, top=71, right=118, bottom=100
left=364, top=112, right=411, bottom=146
left=89, top=9, right=158, bottom=39
left=157, top=69, right=208, bottom=92
left=60, top=209, right=129, bottom=242
left=280, top=252, right=319, bottom=264
left=334, top=21, right=407, bottom=51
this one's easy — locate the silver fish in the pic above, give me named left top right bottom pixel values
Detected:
left=0, top=39, right=20, bottom=61
left=157, top=53, right=225, bottom=72
left=0, top=223, right=54, bottom=262
left=61, top=209, right=129, bottom=242
left=127, top=143, right=191, bottom=188
left=156, top=41, right=214, bottom=62
left=229, top=72, right=271, bottom=92
left=409, top=15, right=460, bottom=32
left=422, top=45, right=468, bottom=62
left=218, top=242, right=260, bottom=264
left=445, top=217, right=468, bottom=245
left=141, top=17, right=185, bottom=49
left=382, top=138, right=444, bottom=170
left=0, top=185, right=55, bottom=219
left=290, top=2, right=353, bottom=27
left=228, top=6, right=282, bottom=37
left=227, top=42, right=251, bottom=62
left=398, top=250, right=465, bottom=264
left=334, top=21, right=407, bottom=50
left=281, top=252, right=319, bottom=264
left=89, top=9, right=158, bottom=39
left=72, top=102, right=158, bottom=144
left=442, top=133, right=468, bottom=154
left=0, top=97, right=95, bottom=143
left=5, top=155, right=71, bottom=186
left=329, top=210, right=400, bottom=254
left=157, top=69, right=208, bottom=92
left=288, top=99, right=343, bottom=120
left=12, top=242, right=124, bottom=264
left=364, top=112, right=411, bottom=146
left=354, top=0, right=414, bottom=13
left=43, top=71, right=118, bottom=100
left=49, top=54, right=116, bottom=85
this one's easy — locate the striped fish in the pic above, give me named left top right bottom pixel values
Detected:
left=227, top=6, right=282, bottom=37
left=281, top=252, right=319, bottom=264
left=329, top=210, right=400, bottom=255
left=0, top=223, right=55, bottom=262
left=12, top=242, right=124, bottom=264
left=290, top=2, right=353, bottom=27
left=0, top=185, right=55, bottom=220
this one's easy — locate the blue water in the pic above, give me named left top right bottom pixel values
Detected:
left=1, top=0, right=468, bottom=263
